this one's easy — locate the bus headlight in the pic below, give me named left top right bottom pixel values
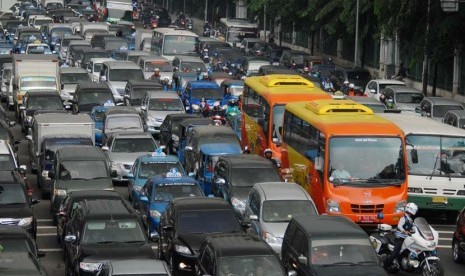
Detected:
left=395, top=200, right=407, bottom=213
left=326, top=199, right=340, bottom=213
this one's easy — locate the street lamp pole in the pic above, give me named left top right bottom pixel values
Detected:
left=354, top=0, right=360, bottom=68
left=204, top=0, right=208, bottom=22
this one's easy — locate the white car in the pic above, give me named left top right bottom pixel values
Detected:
left=364, top=79, right=406, bottom=100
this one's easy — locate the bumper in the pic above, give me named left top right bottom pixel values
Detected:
left=111, top=164, right=132, bottom=182
left=409, top=194, right=465, bottom=211
left=172, top=252, right=196, bottom=275
left=328, top=212, right=404, bottom=227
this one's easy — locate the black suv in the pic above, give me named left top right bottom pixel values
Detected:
left=159, top=114, right=199, bottom=154
left=19, top=91, right=65, bottom=133
left=64, top=199, right=155, bottom=276
left=196, top=233, right=286, bottom=276
left=158, top=197, right=245, bottom=276
left=72, top=81, right=115, bottom=114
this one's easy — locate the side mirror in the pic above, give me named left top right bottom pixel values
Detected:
left=370, top=89, right=376, bottom=94
left=298, top=255, right=308, bottom=265
left=102, top=146, right=109, bottom=151
left=48, top=171, right=55, bottom=179
left=19, top=106, right=26, bottom=110
left=185, top=146, right=193, bottom=151
left=100, top=75, right=107, bottom=82
left=411, top=149, right=418, bottom=164
left=124, top=94, right=130, bottom=99
left=215, top=177, right=225, bottom=186
left=249, top=214, right=258, bottom=221
left=64, top=235, right=77, bottom=243
left=9, top=121, right=16, bottom=127
left=110, top=170, right=118, bottom=178
left=127, top=173, right=134, bottom=179
left=149, top=232, right=159, bottom=241
left=314, top=156, right=323, bottom=171
left=140, top=195, right=149, bottom=203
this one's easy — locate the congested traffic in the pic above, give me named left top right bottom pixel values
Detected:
left=0, top=0, right=465, bottom=276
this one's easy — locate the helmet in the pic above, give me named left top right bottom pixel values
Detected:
left=303, top=67, right=309, bottom=72
left=405, top=202, right=418, bottom=216
left=349, top=83, right=355, bottom=89
left=154, top=68, right=160, bottom=72
left=343, top=80, right=350, bottom=85
left=264, top=148, right=272, bottom=156
left=196, top=67, right=202, bottom=73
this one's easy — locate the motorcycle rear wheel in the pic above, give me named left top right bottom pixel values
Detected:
left=422, top=260, right=444, bottom=276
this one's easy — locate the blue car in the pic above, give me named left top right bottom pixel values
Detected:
left=182, top=81, right=223, bottom=114
left=197, top=143, right=242, bottom=195
left=227, top=113, right=242, bottom=142
left=138, top=174, right=204, bottom=234
left=128, top=152, right=186, bottom=206
left=90, top=105, right=112, bottom=146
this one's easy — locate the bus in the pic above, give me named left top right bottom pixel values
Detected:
left=281, top=99, right=408, bottom=226
left=241, top=75, right=331, bottom=166
left=381, top=113, right=465, bottom=219
left=151, top=28, right=199, bottom=62
left=217, top=18, right=258, bottom=47
left=97, top=0, right=133, bottom=23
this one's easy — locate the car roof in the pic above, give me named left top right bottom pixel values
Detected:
left=138, top=153, right=181, bottom=163
left=138, top=55, right=170, bottom=62
left=60, top=67, right=87, bottom=74
left=219, top=154, right=275, bottom=168
left=192, top=125, right=236, bottom=137
left=103, top=60, right=140, bottom=69
left=34, top=113, right=93, bottom=124
left=110, top=132, right=153, bottom=139
left=206, top=233, right=276, bottom=257
left=146, top=91, right=181, bottom=99
left=370, top=79, right=406, bottom=85
left=104, top=106, right=140, bottom=116
left=254, top=182, right=310, bottom=201
left=79, top=199, right=135, bottom=220
left=175, top=55, right=203, bottom=62
left=127, top=50, right=150, bottom=56
left=76, top=81, right=110, bottom=90
left=108, top=259, right=170, bottom=275
left=385, top=85, right=423, bottom=93
left=380, top=113, right=465, bottom=136
left=89, top=57, right=115, bottom=63
left=127, top=80, right=163, bottom=88
left=172, top=197, right=231, bottom=211
left=180, top=118, right=213, bottom=127
left=188, top=81, right=220, bottom=89
left=199, top=143, right=242, bottom=155
left=292, top=215, right=370, bottom=240
left=423, top=96, right=464, bottom=106
left=67, top=190, right=122, bottom=201
left=57, top=145, right=105, bottom=160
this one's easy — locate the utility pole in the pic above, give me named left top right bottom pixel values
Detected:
left=354, top=0, right=360, bottom=68
left=422, top=0, right=431, bottom=95
left=263, top=2, right=267, bottom=43
left=204, top=0, right=208, bottom=22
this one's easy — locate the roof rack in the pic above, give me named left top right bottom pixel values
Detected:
left=305, top=99, right=374, bottom=115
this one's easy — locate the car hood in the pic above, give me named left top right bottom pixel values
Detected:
left=0, top=204, right=32, bottom=219
left=313, top=264, right=386, bottom=276
left=260, top=222, right=289, bottom=239
left=107, top=81, right=127, bottom=92
left=80, top=242, right=153, bottom=261
left=58, top=178, right=112, bottom=191
left=147, top=110, right=183, bottom=121
left=62, top=83, right=77, bottom=93
left=109, top=152, right=153, bottom=164
left=177, top=233, right=208, bottom=253
left=229, top=186, right=251, bottom=202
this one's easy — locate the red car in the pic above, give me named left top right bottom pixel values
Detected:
left=452, top=206, right=465, bottom=263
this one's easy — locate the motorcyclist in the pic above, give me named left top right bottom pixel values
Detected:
left=384, top=202, right=418, bottom=269
left=341, top=80, right=350, bottom=95
left=347, top=83, right=356, bottom=96
left=200, top=98, right=210, bottom=117
left=322, top=77, right=335, bottom=92
left=210, top=101, right=224, bottom=117
left=197, top=68, right=204, bottom=80
left=203, top=21, right=211, bottom=36
left=226, top=99, right=239, bottom=119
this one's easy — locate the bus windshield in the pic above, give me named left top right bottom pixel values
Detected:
left=406, top=135, right=465, bottom=177
left=227, top=27, right=257, bottom=43
left=328, top=137, right=405, bottom=185
left=163, top=35, right=197, bottom=56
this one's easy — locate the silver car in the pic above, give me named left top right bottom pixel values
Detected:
left=103, top=132, right=159, bottom=182
left=140, top=91, right=185, bottom=135
left=244, top=182, right=318, bottom=257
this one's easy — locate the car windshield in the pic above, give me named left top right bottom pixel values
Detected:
left=218, top=256, right=284, bottom=276
left=191, top=88, right=222, bottom=100
left=433, top=104, right=464, bottom=118
left=34, top=19, right=53, bottom=26
left=106, top=116, right=142, bottom=130
left=139, top=162, right=184, bottom=179
left=51, top=28, right=72, bottom=38
left=364, top=103, right=386, bottom=113
left=149, top=98, right=184, bottom=111
left=20, top=77, right=56, bottom=90
left=0, top=154, right=16, bottom=170
left=395, top=92, right=424, bottom=104
left=0, top=185, right=26, bottom=204
left=231, top=168, right=281, bottom=187
left=61, top=73, right=91, bottom=84
left=27, top=96, right=63, bottom=110
left=82, top=219, right=146, bottom=244
left=407, top=134, right=465, bottom=177
left=27, top=45, right=52, bottom=54
left=328, top=137, right=405, bottom=185
left=181, top=62, right=205, bottom=72
left=112, top=138, right=156, bottom=153
left=59, top=160, right=108, bottom=180
left=79, top=91, right=113, bottom=105
left=105, top=41, right=129, bottom=51
left=177, top=209, right=241, bottom=234
left=0, top=238, right=30, bottom=252
left=163, top=35, right=197, bottom=56
left=152, top=184, right=203, bottom=201
left=19, top=32, right=41, bottom=41
left=227, top=85, right=243, bottom=97
left=262, top=200, right=317, bottom=222
left=144, top=62, right=172, bottom=72
left=311, top=239, right=378, bottom=265
left=109, top=69, right=144, bottom=82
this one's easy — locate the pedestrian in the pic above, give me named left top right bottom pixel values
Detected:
left=393, top=62, right=407, bottom=81
left=268, top=31, right=275, bottom=44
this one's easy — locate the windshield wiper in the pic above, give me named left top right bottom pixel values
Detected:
left=430, top=155, right=439, bottom=180
left=1, top=202, right=26, bottom=205
left=317, top=261, right=357, bottom=267
left=122, top=240, right=145, bottom=243
left=91, top=241, right=117, bottom=244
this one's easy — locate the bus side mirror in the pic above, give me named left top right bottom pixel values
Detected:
left=411, top=149, right=418, bottom=164
left=314, top=156, right=323, bottom=171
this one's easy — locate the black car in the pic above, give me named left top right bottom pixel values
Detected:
left=0, top=226, right=47, bottom=275
left=452, top=206, right=465, bottom=263
left=69, top=45, right=93, bottom=67
left=0, top=172, right=40, bottom=238
left=64, top=199, right=155, bottom=275
left=76, top=48, right=110, bottom=69
left=124, top=80, right=164, bottom=107
left=56, top=190, right=124, bottom=246
left=195, top=233, right=287, bottom=276
left=212, top=154, right=282, bottom=219
left=159, top=113, right=199, bottom=154
left=19, top=91, right=65, bottom=133
left=158, top=197, right=245, bottom=276
left=91, top=34, right=117, bottom=49
left=72, top=81, right=115, bottom=114
left=331, top=67, right=372, bottom=91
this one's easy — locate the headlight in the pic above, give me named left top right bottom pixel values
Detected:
left=111, top=162, right=120, bottom=169
left=326, top=199, right=340, bottom=213
left=79, top=262, right=103, bottom=272
left=18, top=216, right=33, bottom=226
left=150, top=209, right=161, bottom=218
left=54, top=189, right=67, bottom=196
left=408, top=187, right=423, bottom=193
left=231, top=197, right=245, bottom=209
left=192, top=104, right=199, bottom=111
left=174, top=244, right=192, bottom=254
left=262, top=231, right=282, bottom=244
left=395, top=200, right=407, bottom=213
left=171, top=134, right=179, bottom=142
left=133, top=185, right=143, bottom=192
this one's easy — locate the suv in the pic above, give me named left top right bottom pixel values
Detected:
left=63, top=199, right=155, bottom=275
left=159, top=114, right=199, bottom=154
left=19, top=91, right=65, bottom=133
left=72, top=81, right=115, bottom=114
left=212, top=154, right=282, bottom=219
left=171, top=55, right=206, bottom=73
left=196, top=233, right=286, bottom=276
left=281, top=216, right=386, bottom=276
left=60, top=67, right=92, bottom=101
left=443, top=110, right=465, bottom=129
left=158, top=197, right=245, bottom=275
left=279, top=50, right=312, bottom=69
left=240, top=38, right=262, bottom=56
left=102, top=107, right=146, bottom=144
left=123, top=80, right=164, bottom=107
left=100, top=60, right=145, bottom=102
left=418, top=97, right=465, bottom=121
left=141, top=91, right=185, bottom=136
left=364, top=79, right=406, bottom=100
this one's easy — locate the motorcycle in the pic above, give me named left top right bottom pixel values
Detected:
left=203, top=27, right=211, bottom=37
left=369, top=217, right=444, bottom=276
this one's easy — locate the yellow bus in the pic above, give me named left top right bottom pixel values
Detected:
left=241, top=74, right=331, bottom=167
left=281, top=99, right=408, bottom=226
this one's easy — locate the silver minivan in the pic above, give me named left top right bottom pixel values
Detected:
left=244, top=182, right=318, bottom=257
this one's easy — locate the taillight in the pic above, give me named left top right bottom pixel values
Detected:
left=28, top=189, right=33, bottom=196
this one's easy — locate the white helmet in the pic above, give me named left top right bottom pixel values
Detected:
left=349, top=83, right=355, bottom=89
left=405, top=202, right=418, bottom=216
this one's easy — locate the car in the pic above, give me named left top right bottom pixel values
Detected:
left=452, top=206, right=465, bottom=263
left=159, top=114, right=199, bottom=154
left=66, top=39, right=91, bottom=64
left=382, top=85, right=424, bottom=114
left=75, top=48, right=109, bottom=69
left=241, top=56, right=271, bottom=77
left=331, top=67, right=372, bottom=91
left=244, top=182, right=318, bottom=256
left=281, top=216, right=387, bottom=276
left=102, top=37, right=129, bottom=53
left=56, top=190, right=124, bottom=246
left=139, top=174, right=204, bottom=235
left=212, top=154, right=282, bottom=219
left=59, top=67, right=92, bottom=101
left=71, top=81, right=115, bottom=114
left=346, top=96, right=389, bottom=113
left=208, top=71, right=234, bottom=86
left=19, top=91, right=66, bottom=133
left=172, top=71, right=197, bottom=93
left=240, top=38, right=262, bottom=56
left=0, top=139, right=27, bottom=182
left=443, top=109, right=465, bottom=129
left=417, top=97, right=465, bottom=121
left=100, top=60, right=145, bottom=102
left=195, top=233, right=287, bottom=276
left=90, top=34, right=116, bottom=49
left=63, top=199, right=155, bottom=276
left=172, top=55, right=206, bottom=73
left=364, top=78, right=406, bottom=100
left=279, top=50, right=313, bottom=69
left=99, top=259, right=172, bottom=276
left=86, top=57, right=115, bottom=83
left=123, top=80, right=164, bottom=108
left=101, top=106, right=147, bottom=144
left=103, top=132, right=159, bottom=182
left=140, top=91, right=185, bottom=136
left=265, top=45, right=291, bottom=65
left=182, top=81, right=223, bottom=114
left=57, top=34, right=84, bottom=60
left=157, top=197, right=245, bottom=275
left=176, top=118, right=215, bottom=163
left=220, top=79, right=243, bottom=103
left=137, top=55, right=173, bottom=81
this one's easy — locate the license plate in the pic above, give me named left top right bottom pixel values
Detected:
left=432, top=196, right=447, bottom=203
left=359, top=215, right=377, bottom=223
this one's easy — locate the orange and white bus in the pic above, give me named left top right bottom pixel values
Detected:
left=281, top=99, right=408, bottom=226
left=241, top=74, right=331, bottom=166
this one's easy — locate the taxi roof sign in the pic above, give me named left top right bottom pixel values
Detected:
left=151, top=148, right=166, bottom=157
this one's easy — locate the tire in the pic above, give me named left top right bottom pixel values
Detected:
left=453, top=239, right=464, bottom=263
left=422, top=260, right=444, bottom=276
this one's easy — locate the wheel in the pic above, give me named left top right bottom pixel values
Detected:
left=453, top=239, right=464, bottom=263
left=422, top=260, right=444, bottom=276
